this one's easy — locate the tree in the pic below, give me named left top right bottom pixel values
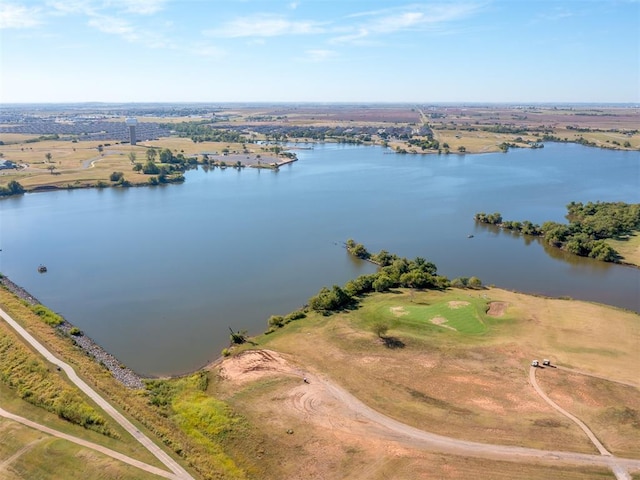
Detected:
left=47, top=164, right=56, bottom=175
left=133, top=163, right=143, bottom=173
left=128, top=152, right=137, bottom=164
left=372, top=274, right=394, bottom=292
left=372, top=322, right=389, bottom=338
left=45, top=152, right=52, bottom=163
left=468, top=276, right=482, bottom=288
left=159, top=148, right=173, bottom=163
left=142, top=160, right=160, bottom=174
left=110, top=171, right=124, bottom=182
left=146, top=149, right=157, bottom=162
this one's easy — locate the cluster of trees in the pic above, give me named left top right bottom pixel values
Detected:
left=0, top=180, right=25, bottom=196
left=308, top=242, right=450, bottom=315
left=475, top=202, right=640, bottom=262
left=165, top=122, right=249, bottom=144
left=407, top=137, right=440, bottom=151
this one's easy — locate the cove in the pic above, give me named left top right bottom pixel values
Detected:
left=1, top=142, right=638, bottom=376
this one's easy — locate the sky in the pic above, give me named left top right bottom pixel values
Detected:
left=1, top=0, right=638, bottom=103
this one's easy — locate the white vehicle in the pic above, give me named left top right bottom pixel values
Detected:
left=531, top=360, right=539, bottom=367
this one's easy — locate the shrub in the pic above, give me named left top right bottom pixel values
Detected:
left=109, top=171, right=124, bottom=182
left=31, top=305, right=64, bottom=326
left=268, top=315, right=284, bottom=328
left=69, top=327, right=82, bottom=336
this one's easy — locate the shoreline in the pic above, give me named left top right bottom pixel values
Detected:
left=0, top=274, right=145, bottom=389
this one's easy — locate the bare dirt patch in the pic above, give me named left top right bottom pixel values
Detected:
left=390, top=306, right=409, bottom=317
left=487, top=302, right=508, bottom=317
left=430, top=316, right=457, bottom=331
left=214, top=349, right=302, bottom=386
left=448, top=301, right=470, bottom=309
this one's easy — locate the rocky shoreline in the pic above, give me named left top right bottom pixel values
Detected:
left=0, top=275, right=145, bottom=389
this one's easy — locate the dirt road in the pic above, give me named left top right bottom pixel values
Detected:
left=529, top=365, right=631, bottom=480
left=0, top=306, right=194, bottom=480
left=220, top=350, right=640, bottom=475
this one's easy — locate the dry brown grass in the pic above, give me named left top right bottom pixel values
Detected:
left=536, top=368, right=640, bottom=458
left=209, top=287, right=638, bottom=479
left=0, top=136, right=278, bottom=190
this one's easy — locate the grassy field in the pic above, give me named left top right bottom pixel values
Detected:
left=211, top=287, right=639, bottom=472
left=0, top=417, right=161, bottom=480
left=606, top=233, right=640, bottom=266
left=0, top=136, right=279, bottom=191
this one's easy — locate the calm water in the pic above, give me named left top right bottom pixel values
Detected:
left=1, top=143, right=638, bottom=376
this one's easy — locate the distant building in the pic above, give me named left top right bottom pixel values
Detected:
left=0, top=159, right=16, bottom=170
left=125, top=118, right=138, bottom=145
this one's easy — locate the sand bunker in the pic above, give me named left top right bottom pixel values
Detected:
left=487, top=302, right=508, bottom=317
left=430, top=316, right=457, bottom=331
left=390, top=306, right=409, bottom=317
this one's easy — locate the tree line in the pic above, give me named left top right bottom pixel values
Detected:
left=475, top=201, right=640, bottom=262
left=306, top=241, right=456, bottom=316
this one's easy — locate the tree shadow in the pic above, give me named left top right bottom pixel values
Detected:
left=381, top=336, right=405, bottom=349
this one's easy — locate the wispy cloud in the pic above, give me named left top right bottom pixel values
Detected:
left=204, top=14, right=324, bottom=38
left=535, top=7, right=574, bottom=22
left=47, top=0, right=166, bottom=16
left=88, top=14, right=137, bottom=40
left=189, top=43, right=226, bottom=58
left=289, top=1, right=300, bottom=10
left=332, top=3, right=483, bottom=43
left=113, top=0, right=167, bottom=15
left=304, top=49, right=337, bottom=62
left=0, top=3, right=43, bottom=29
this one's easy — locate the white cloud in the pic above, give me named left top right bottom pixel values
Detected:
left=332, top=3, right=483, bottom=43
left=0, top=3, right=43, bottom=29
left=289, top=1, right=299, bottom=9
left=48, top=0, right=166, bottom=16
left=190, top=44, right=226, bottom=58
left=113, top=0, right=167, bottom=15
left=304, top=49, right=336, bottom=61
left=87, top=13, right=171, bottom=48
left=205, top=14, right=324, bottom=38
left=88, top=14, right=138, bottom=40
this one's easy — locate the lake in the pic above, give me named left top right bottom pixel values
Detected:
left=1, top=142, right=638, bottom=376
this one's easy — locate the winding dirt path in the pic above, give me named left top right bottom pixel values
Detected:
left=0, top=306, right=194, bottom=480
left=221, top=350, right=640, bottom=475
left=529, top=366, right=631, bottom=480
left=0, top=436, right=44, bottom=476
left=0, top=409, right=177, bottom=479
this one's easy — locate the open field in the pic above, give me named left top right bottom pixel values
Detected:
left=0, top=136, right=281, bottom=190
left=0, top=418, right=161, bottom=480
left=201, top=287, right=639, bottom=478
left=606, top=233, right=640, bottom=266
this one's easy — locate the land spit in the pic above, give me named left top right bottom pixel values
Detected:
left=0, top=274, right=144, bottom=389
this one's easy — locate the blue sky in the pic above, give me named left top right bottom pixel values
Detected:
left=1, top=0, right=638, bottom=103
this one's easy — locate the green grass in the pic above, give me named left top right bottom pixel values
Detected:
left=0, top=319, right=113, bottom=436
left=146, top=372, right=248, bottom=480
left=352, top=290, right=492, bottom=339
left=0, top=419, right=161, bottom=480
